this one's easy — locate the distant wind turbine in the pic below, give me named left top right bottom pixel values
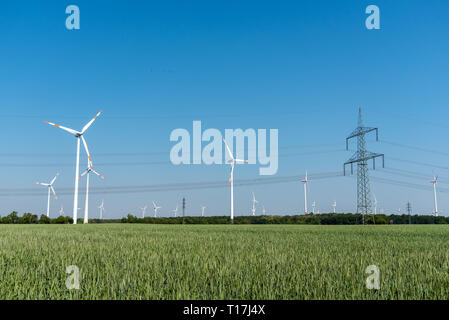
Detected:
left=173, top=205, right=178, bottom=217
left=312, top=201, right=316, bottom=214
left=332, top=200, right=336, bottom=214
left=373, top=194, right=378, bottom=215
left=301, top=171, right=308, bottom=215
left=201, top=206, right=206, bottom=217
left=98, top=200, right=105, bottom=219
left=251, top=192, right=258, bottom=216
left=36, top=172, right=59, bottom=217
left=140, top=205, right=148, bottom=218
left=430, top=176, right=439, bottom=216
left=152, top=201, right=161, bottom=217
left=222, top=137, right=248, bottom=221
left=79, top=138, right=105, bottom=224
left=44, top=110, right=102, bottom=224
left=262, top=205, right=266, bottom=215
left=59, top=205, right=64, bottom=217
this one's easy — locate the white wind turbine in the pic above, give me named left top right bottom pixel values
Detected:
left=36, top=172, right=59, bottom=217
left=140, top=205, right=148, bottom=218
left=59, top=205, right=64, bottom=217
left=98, top=200, right=105, bottom=219
left=152, top=201, right=161, bottom=217
left=222, top=137, right=248, bottom=221
left=44, top=110, right=102, bottom=224
left=79, top=138, right=105, bottom=224
left=201, top=206, right=206, bottom=217
left=262, top=205, right=266, bottom=215
left=251, top=192, right=258, bottom=216
left=373, top=194, right=378, bottom=215
left=172, top=205, right=179, bottom=217
left=301, top=171, right=308, bottom=215
left=312, top=201, right=316, bottom=214
left=332, top=200, right=336, bottom=214
left=430, top=176, right=439, bottom=216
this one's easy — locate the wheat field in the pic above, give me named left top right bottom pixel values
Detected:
left=0, top=224, right=448, bottom=299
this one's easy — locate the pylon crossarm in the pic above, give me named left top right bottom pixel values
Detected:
left=344, top=153, right=384, bottom=166
left=346, top=127, right=378, bottom=149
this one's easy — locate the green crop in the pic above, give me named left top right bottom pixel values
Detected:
left=0, top=224, right=448, bottom=299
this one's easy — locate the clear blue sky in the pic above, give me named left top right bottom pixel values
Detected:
left=0, top=0, right=448, bottom=218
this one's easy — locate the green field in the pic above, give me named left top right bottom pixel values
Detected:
left=0, top=224, right=448, bottom=299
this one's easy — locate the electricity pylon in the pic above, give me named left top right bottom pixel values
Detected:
left=344, top=108, right=384, bottom=224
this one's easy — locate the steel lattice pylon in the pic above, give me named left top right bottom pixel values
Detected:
left=344, top=108, right=384, bottom=223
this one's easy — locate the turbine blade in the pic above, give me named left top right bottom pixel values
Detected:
left=44, top=121, right=80, bottom=136
left=81, top=110, right=102, bottom=134
left=81, top=136, right=93, bottom=166
left=36, top=182, right=49, bottom=186
left=50, top=172, right=60, bottom=185
left=229, top=164, right=234, bottom=184
left=79, top=169, right=89, bottom=179
left=222, top=137, right=234, bottom=160
left=51, top=186, right=57, bottom=199
left=92, top=169, right=106, bottom=180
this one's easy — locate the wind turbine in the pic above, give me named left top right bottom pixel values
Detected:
left=301, top=171, right=308, bottom=215
left=152, top=201, right=161, bottom=217
left=172, top=205, right=179, bottom=217
left=59, top=205, right=64, bottom=217
left=44, top=110, right=102, bottom=224
left=36, top=172, right=59, bottom=217
left=140, top=205, right=148, bottom=218
left=98, top=200, right=105, bottom=219
left=430, top=176, right=439, bottom=216
left=201, top=206, right=206, bottom=217
left=262, top=205, right=266, bottom=215
left=79, top=138, right=105, bottom=224
left=312, top=201, right=316, bottom=214
left=373, top=194, right=378, bottom=215
left=222, top=137, right=248, bottom=221
left=251, top=192, right=258, bottom=216
left=332, top=200, right=336, bottom=214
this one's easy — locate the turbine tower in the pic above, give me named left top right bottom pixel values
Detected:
left=222, top=137, right=248, bottom=221
left=173, top=205, right=179, bottom=217
left=332, top=200, right=336, bottom=214
left=344, top=108, right=384, bottom=224
left=301, top=171, right=308, bottom=215
left=140, top=205, right=148, bottom=218
left=79, top=137, right=105, bottom=224
left=430, top=176, right=438, bottom=216
left=98, top=200, right=105, bottom=219
left=59, top=205, right=64, bottom=217
left=201, top=206, right=206, bottom=217
left=312, top=201, right=316, bottom=214
left=251, top=192, right=258, bottom=216
left=152, top=201, right=161, bottom=217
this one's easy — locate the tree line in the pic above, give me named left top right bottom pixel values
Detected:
left=121, top=213, right=448, bottom=225
left=1, top=211, right=448, bottom=225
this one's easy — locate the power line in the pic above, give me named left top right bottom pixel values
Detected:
left=0, top=171, right=343, bottom=197
left=380, top=140, right=449, bottom=157
left=388, top=157, right=449, bottom=171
